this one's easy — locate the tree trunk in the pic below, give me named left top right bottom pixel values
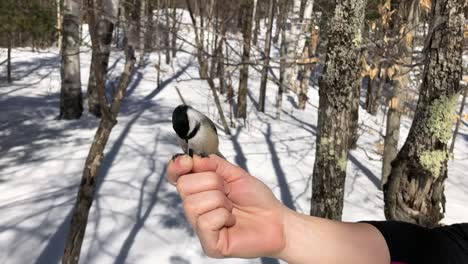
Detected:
left=252, top=0, right=260, bottom=46
left=185, top=0, right=231, bottom=135
left=57, top=0, right=63, bottom=52
left=258, top=0, right=276, bottom=112
left=310, top=0, right=366, bottom=220
left=60, top=0, right=83, bottom=120
left=449, top=86, right=467, bottom=155
left=272, top=0, right=283, bottom=44
left=164, top=0, right=171, bottom=64
left=138, top=0, right=147, bottom=67
left=381, top=0, right=417, bottom=188
left=7, top=40, right=12, bottom=83
left=384, top=0, right=464, bottom=227
left=296, top=0, right=316, bottom=110
left=276, top=3, right=288, bottom=120
left=285, top=0, right=304, bottom=94
left=171, top=0, right=177, bottom=57
left=87, top=0, right=116, bottom=117
left=62, top=35, right=136, bottom=264
left=236, top=0, right=254, bottom=119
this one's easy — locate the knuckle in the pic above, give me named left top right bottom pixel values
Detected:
left=182, top=196, right=197, bottom=213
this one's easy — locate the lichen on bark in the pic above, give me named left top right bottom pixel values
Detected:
left=419, top=150, right=447, bottom=178
left=426, top=95, right=457, bottom=144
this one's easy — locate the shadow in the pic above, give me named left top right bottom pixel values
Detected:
left=114, top=160, right=168, bottom=264
left=33, top=59, right=193, bottom=263
left=34, top=211, right=72, bottom=264
left=287, top=95, right=298, bottom=109
left=264, top=124, right=296, bottom=211
left=230, top=127, right=249, bottom=172
left=0, top=53, right=59, bottom=83
left=348, top=153, right=380, bottom=188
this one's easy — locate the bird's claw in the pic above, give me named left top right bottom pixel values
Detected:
left=171, top=153, right=184, bottom=161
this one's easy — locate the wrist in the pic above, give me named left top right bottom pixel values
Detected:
left=276, top=207, right=318, bottom=264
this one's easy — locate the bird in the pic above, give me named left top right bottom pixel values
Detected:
left=172, top=104, right=224, bottom=159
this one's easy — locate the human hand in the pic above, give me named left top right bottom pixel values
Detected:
left=166, top=154, right=287, bottom=259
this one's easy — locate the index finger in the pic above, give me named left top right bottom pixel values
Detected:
left=166, top=154, right=193, bottom=185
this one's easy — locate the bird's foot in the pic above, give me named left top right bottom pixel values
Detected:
left=199, top=153, right=210, bottom=158
left=171, top=153, right=185, bottom=161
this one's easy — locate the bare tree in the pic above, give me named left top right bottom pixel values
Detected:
left=87, top=0, right=118, bottom=117
left=258, top=0, right=276, bottom=112
left=381, top=0, right=419, bottom=188
left=237, top=0, right=254, bottom=119
left=185, top=0, right=231, bottom=135
left=310, top=0, right=366, bottom=220
left=61, top=3, right=138, bottom=263
left=59, top=0, right=83, bottom=119
left=384, top=0, right=465, bottom=227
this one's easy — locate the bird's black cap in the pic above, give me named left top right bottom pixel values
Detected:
left=172, top=104, right=190, bottom=139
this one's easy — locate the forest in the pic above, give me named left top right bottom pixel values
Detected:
left=0, top=0, right=467, bottom=263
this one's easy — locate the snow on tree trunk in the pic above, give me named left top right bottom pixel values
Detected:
left=310, top=0, right=366, bottom=220
left=237, top=0, right=254, bottom=119
left=59, top=0, right=83, bottom=119
left=384, top=0, right=464, bottom=227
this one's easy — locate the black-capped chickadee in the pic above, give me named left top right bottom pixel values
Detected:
left=172, top=104, right=224, bottom=159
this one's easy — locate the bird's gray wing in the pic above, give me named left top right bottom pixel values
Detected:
left=203, top=117, right=218, bottom=135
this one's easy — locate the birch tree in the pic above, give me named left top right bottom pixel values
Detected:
left=59, top=0, right=83, bottom=119
left=62, top=1, right=139, bottom=263
left=384, top=0, right=465, bottom=227
left=310, top=0, right=366, bottom=220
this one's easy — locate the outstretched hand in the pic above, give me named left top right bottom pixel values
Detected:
left=166, top=155, right=286, bottom=258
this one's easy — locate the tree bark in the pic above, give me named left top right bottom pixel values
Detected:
left=87, top=0, right=116, bottom=117
left=60, top=0, right=83, bottom=119
left=236, top=0, right=254, bottom=119
left=381, top=0, right=418, bottom=188
left=252, top=0, right=260, bottom=46
left=258, top=0, right=276, bottom=112
left=384, top=0, right=464, bottom=227
left=310, top=0, right=366, bottom=220
left=7, top=39, right=12, bottom=83
left=285, top=0, right=304, bottom=94
left=170, top=0, right=177, bottom=57
left=276, top=2, right=288, bottom=120
left=62, top=32, right=136, bottom=264
left=296, top=0, right=316, bottom=110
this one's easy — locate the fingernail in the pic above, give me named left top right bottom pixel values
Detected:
left=176, top=154, right=189, bottom=166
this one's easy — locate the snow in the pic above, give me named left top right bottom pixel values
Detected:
left=1, top=12, right=467, bottom=264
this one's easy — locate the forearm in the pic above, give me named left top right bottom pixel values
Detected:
left=277, top=207, right=390, bottom=264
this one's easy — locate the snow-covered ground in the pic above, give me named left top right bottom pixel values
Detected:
left=1, top=16, right=467, bottom=264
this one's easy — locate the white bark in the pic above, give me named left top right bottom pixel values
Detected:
left=284, top=0, right=303, bottom=93
left=60, top=0, right=83, bottom=119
